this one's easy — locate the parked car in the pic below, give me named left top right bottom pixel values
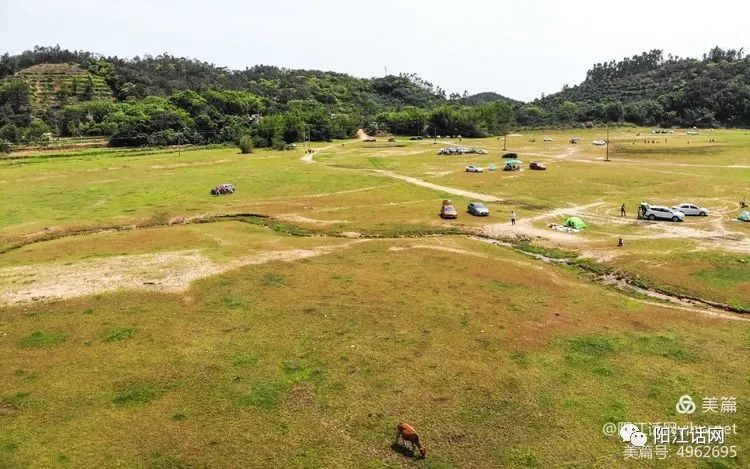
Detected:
left=592, top=140, right=606, bottom=146
left=529, top=162, right=547, bottom=170
left=672, top=203, right=709, bottom=216
left=468, top=202, right=490, bottom=216
left=440, top=201, right=458, bottom=219
left=502, top=152, right=518, bottom=158
left=644, top=205, right=685, bottom=222
left=475, top=148, right=488, bottom=155
left=543, top=137, right=553, bottom=142
left=465, top=165, right=484, bottom=173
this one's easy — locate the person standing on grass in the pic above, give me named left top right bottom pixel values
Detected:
left=511, top=210, right=516, bottom=226
left=620, top=203, right=626, bottom=217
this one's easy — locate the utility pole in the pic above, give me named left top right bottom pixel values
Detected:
left=606, top=125, right=610, bottom=161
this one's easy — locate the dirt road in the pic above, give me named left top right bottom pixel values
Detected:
left=370, top=170, right=503, bottom=202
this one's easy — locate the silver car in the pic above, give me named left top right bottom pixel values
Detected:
left=672, top=203, right=709, bottom=216
left=644, top=206, right=685, bottom=222
left=467, top=202, right=490, bottom=216
left=465, top=165, right=484, bottom=173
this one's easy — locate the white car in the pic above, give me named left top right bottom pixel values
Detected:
left=465, top=165, right=484, bottom=173
left=543, top=137, right=553, bottom=142
left=672, top=203, right=709, bottom=216
left=644, top=206, right=685, bottom=222
left=592, top=140, right=607, bottom=146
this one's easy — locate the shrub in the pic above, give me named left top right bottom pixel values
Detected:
left=238, top=135, right=253, bottom=154
left=0, top=139, right=11, bottom=154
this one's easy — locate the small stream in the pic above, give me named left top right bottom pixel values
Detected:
left=472, top=236, right=748, bottom=317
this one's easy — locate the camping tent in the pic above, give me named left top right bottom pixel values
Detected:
left=563, top=217, right=587, bottom=229
left=739, top=211, right=750, bottom=222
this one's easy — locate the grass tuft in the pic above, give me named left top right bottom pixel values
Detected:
left=101, top=327, right=135, bottom=342
left=113, top=383, right=159, bottom=405
left=18, top=331, right=66, bottom=348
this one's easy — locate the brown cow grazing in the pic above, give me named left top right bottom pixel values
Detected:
left=395, top=422, right=427, bottom=458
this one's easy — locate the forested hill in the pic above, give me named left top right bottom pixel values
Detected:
left=528, top=47, right=750, bottom=127
left=2, top=46, right=749, bottom=151
left=0, top=46, right=519, bottom=149
left=0, top=46, right=451, bottom=115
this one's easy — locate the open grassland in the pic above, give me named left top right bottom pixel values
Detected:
left=1, top=128, right=749, bottom=467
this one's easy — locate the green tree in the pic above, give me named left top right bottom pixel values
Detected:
left=0, top=123, right=21, bottom=143
left=24, top=118, right=52, bottom=143
left=557, top=101, right=579, bottom=123
left=238, top=134, right=253, bottom=153
left=604, top=101, right=625, bottom=122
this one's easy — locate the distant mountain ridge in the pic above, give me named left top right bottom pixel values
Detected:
left=0, top=46, right=515, bottom=115
left=461, top=92, right=520, bottom=106
left=528, top=47, right=750, bottom=127
left=1, top=45, right=749, bottom=151
left=0, top=46, right=519, bottom=148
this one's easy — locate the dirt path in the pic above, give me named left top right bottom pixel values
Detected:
left=0, top=241, right=368, bottom=306
left=370, top=170, right=503, bottom=202
left=276, top=214, right=347, bottom=226
left=300, top=140, right=356, bottom=163
left=481, top=202, right=604, bottom=243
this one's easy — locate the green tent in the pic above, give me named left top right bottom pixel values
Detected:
left=563, top=217, right=587, bottom=229
left=739, top=211, right=750, bottom=222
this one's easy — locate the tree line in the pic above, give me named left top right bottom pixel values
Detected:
left=1, top=46, right=749, bottom=151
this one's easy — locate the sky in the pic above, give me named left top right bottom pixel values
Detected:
left=1, top=0, right=748, bottom=101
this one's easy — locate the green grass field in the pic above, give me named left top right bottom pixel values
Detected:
left=1, top=129, right=748, bottom=467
